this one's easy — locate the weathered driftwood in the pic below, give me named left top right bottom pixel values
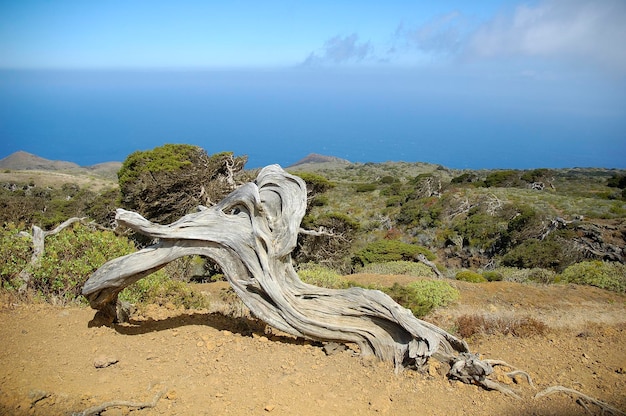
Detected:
left=82, top=165, right=514, bottom=387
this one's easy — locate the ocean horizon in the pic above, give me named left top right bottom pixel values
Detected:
left=1, top=69, right=625, bottom=170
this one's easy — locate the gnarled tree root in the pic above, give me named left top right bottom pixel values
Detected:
left=535, top=386, right=626, bottom=416
left=77, top=387, right=167, bottom=416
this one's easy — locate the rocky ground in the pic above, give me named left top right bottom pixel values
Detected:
left=0, top=278, right=625, bottom=416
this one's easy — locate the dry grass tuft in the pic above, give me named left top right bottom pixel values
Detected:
left=456, top=314, right=548, bottom=338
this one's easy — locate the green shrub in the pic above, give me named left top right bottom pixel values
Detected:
left=453, top=211, right=505, bottom=251
left=30, top=224, right=136, bottom=302
left=355, top=183, right=377, bottom=192
left=520, top=168, right=552, bottom=183
left=559, top=261, right=626, bottom=293
left=484, top=170, right=520, bottom=187
left=396, top=198, right=441, bottom=227
left=500, top=238, right=565, bottom=270
left=118, top=143, right=198, bottom=188
left=292, top=172, right=335, bottom=196
left=379, top=176, right=397, bottom=184
left=352, top=240, right=435, bottom=266
left=360, top=261, right=438, bottom=278
left=451, top=172, right=479, bottom=184
left=297, top=263, right=351, bottom=289
left=385, top=195, right=405, bottom=207
left=0, top=223, right=32, bottom=289
left=382, top=280, right=459, bottom=317
left=481, top=271, right=503, bottom=282
left=525, top=268, right=558, bottom=284
left=487, top=267, right=556, bottom=284
left=120, top=271, right=209, bottom=309
left=455, top=270, right=487, bottom=283
left=607, top=173, right=626, bottom=189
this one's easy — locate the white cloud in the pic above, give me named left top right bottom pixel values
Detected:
left=394, top=12, right=473, bottom=56
left=302, top=34, right=373, bottom=66
left=465, top=0, right=626, bottom=73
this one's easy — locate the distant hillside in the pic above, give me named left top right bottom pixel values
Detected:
left=287, top=153, right=352, bottom=172
left=0, top=151, right=121, bottom=180
left=288, top=153, right=351, bottom=168
left=0, top=151, right=80, bottom=171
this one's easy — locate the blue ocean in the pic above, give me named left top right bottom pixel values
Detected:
left=1, top=69, right=624, bottom=169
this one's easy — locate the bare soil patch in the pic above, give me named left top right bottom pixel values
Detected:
left=1, top=279, right=625, bottom=415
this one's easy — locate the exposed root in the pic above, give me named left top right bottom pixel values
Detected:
left=446, top=354, right=539, bottom=400
left=483, top=359, right=535, bottom=388
left=535, top=386, right=626, bottom=416
left=477, top=378, right=521, bottom=400
left=506, top=370, right=535, bottom=388
left=76, top=387, right=167, bottom=416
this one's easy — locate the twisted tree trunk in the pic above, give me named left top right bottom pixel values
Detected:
left=83, top=165, right=512, bottom=387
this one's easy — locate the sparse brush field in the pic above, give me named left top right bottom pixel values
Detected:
left=1, top=159, right=625, bottom=415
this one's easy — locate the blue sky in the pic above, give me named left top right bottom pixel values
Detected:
left=1, top=0, right=624, bottom=73
left=0, top=0, right=625, bottom=168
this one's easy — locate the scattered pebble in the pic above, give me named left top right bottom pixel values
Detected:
left=93, top=355, right=119, bottom=368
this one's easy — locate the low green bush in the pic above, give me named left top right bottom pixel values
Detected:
left=352, top=240, right=436, bottom=266
left=0, top=223, right=32, bottom=289
left=382, top=280, right=459, bottom=317
left=501, top=238, right=565, bottom=270
left=120, top=272, right=209, bottom=309
left=293, top=172, right=335, bottom=195
left=355, top=183, right=377, bottom=192
left=484, top=170, right=521, bottom=188
left=1, top=222, right=137, bottom=303
left=487, top=267, right=557, bottom=284
left=481, top=271, right=503, bottom=282
left=360, top=261, right=438, bottom=278
left=455, top=270, right=487, bottom=283
left=297, top=263, right=351, bottom=289
left=559, top=261, right=626, bottom=293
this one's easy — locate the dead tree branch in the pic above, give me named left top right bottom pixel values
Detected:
left=535, top=386, right=626, bottom=416
left=78, top=387, right=167, bottom=416
left=416, top=254, right=443, bottom=278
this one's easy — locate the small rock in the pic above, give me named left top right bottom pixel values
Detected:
left=322, top=342, right=347, bottom=356
left=28, top=389, right=49, bottom=405
left=264, top=404, right=276, bottom=412
left=93, top=355, right=119, bottom=368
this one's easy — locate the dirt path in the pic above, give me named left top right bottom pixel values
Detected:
left=1, top=280, right=625, bottom=415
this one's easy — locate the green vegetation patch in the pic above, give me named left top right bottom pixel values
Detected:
left=559, top=260, right=626, bottom=293
left=1, top=222, right=136, bottom=303
left=382, top=280, right=459, bottom=317
left=0, top=223, right=32, bottom=289
left=117, top=144, right=199, bottom=188
left=359, top=261, right=438, bottom=278
left=455, top=270, right=487, bottom=283
left=353, top=240, right=435, bottom=266
left=120, top=272, right=209, bottom=309
left=297, top=263, right=351, bottom=289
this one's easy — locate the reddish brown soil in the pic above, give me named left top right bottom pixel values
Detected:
left=1, top=279, right=625, bottom=416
